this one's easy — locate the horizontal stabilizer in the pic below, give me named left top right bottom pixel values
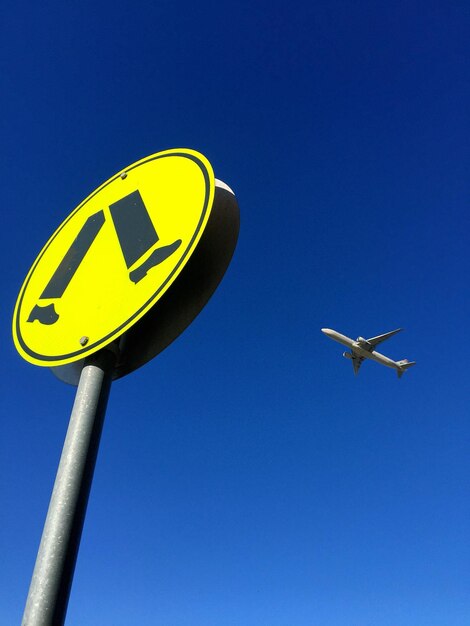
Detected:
left=397, top=360, right=416, bottom=378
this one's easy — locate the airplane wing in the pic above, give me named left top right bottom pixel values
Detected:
left=366, top=328, right=403, bottom=348
left=351, top=354, right=364, bottom=375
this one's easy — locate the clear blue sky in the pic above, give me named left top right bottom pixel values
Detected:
left=1, top=1, right=469, bottom=624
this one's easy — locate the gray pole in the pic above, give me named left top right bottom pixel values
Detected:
left=22, top=347, right=117, bottom=626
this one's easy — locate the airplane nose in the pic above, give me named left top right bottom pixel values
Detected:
left=321, top=328, right=333, bottom=336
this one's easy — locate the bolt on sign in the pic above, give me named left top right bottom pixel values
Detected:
left=13, top=149, right=239, bottom=378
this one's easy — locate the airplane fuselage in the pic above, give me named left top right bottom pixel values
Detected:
left=322, top=328, right=406, bottom=373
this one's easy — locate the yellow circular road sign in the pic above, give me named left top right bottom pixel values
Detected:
left=13, top=149, right=215, bottom=366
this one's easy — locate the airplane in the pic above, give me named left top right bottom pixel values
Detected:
left=321, top=328, right=416, bottom=378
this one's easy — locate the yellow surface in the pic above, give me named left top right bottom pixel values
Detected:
left=13, top=149, right=214, bottom=366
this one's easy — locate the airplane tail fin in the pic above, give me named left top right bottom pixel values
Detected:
left=396, top=359, right=416, bottom=379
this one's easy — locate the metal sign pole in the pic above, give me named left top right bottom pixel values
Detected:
left=22, top=348, right=117, bottom=626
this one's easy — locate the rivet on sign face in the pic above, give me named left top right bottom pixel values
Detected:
left=79, top=336, right=89, bottom=346
left=120, top=172, right=127, bottom=179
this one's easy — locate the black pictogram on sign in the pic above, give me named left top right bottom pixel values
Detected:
left=27, top=191, right=181, bottom=325
left=109, top=190, right=181, bottom=283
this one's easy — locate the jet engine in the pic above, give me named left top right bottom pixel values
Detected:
left=343, top=351, right=353, bottom=359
